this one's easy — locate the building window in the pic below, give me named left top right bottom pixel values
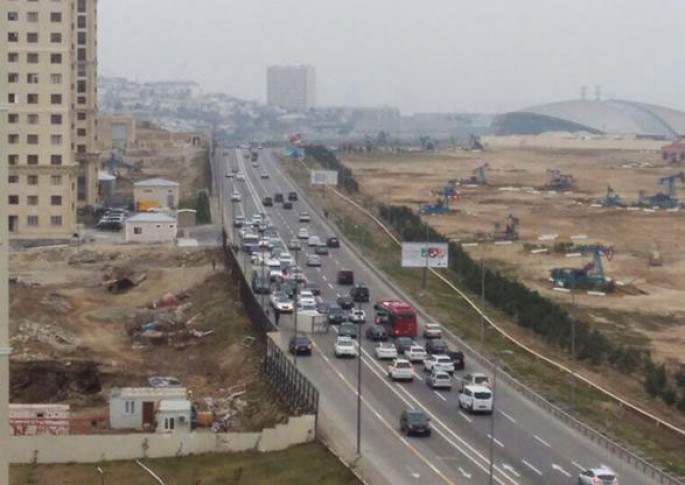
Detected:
left=156, top=225, right=162, bottom=229
left=9, top=196, right=19, bottom=205
left=8, top=113, right=19, bottom=124
left=51, top=195, right=62, bottom=206
left=77, top=112, right=86, bottom=121
left=7, top=12, right=18, bottom=21
left=51, top=175, right=62, bottom=186
left=27, top=32, right=39, bottom=43
left=27, top=12, right=39, bottom=22
left=27, top=175, right=38, bottom=185
left=8, top=53, right=19, bottom=63
left=27, top=114, right=39, bottom=125
left=8, top=134, right=19, bottom=144
left=124, top=401, right=135, bottom=414
left=8, top=32, right=19, bottom=42
left=50, top=12, right=62, bottom=22
left=77, top=32, right=86, bottom=44
left=8, top=73, right=18, bottom=83
left=133, top=227, right=143, bottom=235
left=28, top=196, right=39, bottom=206
left=9, top=216, right=18, bottom=233
left=27, top=73, right=39, bottom=84
left=50, top=32, right=62, bottom=43
left=50, top=53, right=62, bottom=64
left=27, top=135, right=39, bottom=145
left=77, top=15, right=86, bottom=29
left=51, top=114, right=63, bottom=125
left=51, top=216, right=63, bottom=227
left=27, top=94, right=39, bottom=104
left=77, top=128, right=86, bottom=136
left=51, top=155, right=62, bottom=166
left=77, top=144, right=86, bottom=153
left=77, top=0, right=87, bottom=13
left=27, top=155, right=39, bottom=165
left=9, top=175, right=19, bottom=184
left=77, top=64, right=87, bottom=77
left=50, top=73, right=62, bottom=84
left=77, top=80, right=86, bottom=93
left=27, top=216, right=39, bottom=227
left=27, top=53, right=39, bottom=64
left=8, top=94, right=18, bottom=104
left=164, top=417, right=175, bottom=430
left=77, top=49, right=86, bottom=61
left=51, top=135, right=62, bottom=145
left=77, top=96, right=86, bottom=105
left=8, top=155, right=18, bottom=166
left=50, top=94, right=62, bottom=104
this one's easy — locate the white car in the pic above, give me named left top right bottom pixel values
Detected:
left=461, top=373, right=491, bottom=390
left=307, top=235, right=321, bottom=247
left=334, top=336, right=358, bottom=358
left=278, top=253, right=295, bottom=266
left=423, top=323, right=442, bottom=339
left=404, top=345, right=429, bottom=363
left=298, top=227, right=310, bottom=239
left=298, top=295, right=317, bottom=307
left=288, top=239, right=302, bottom=250
left=578, top=467, right=620, bottom=485
left=348, top=308, right=366, bottom=323
left=458, top=384, right=493, bottom=414
left=306, top=254, right=322, bottom=267
left=272, top=296, right=294, bottom=313
left=236, top=173, right=245, bottom=181
left=298, top=211, right=311, bottom=223
left=230, top=192, right=242, bottom=202
left=388, top=358, right=414, bottom=381
left=426, top=370, right=452, bottom=390
left=423, top=354, right=455, bottom=374
left=299, top=289, right=315, bottom=300
left=374, top=342, right=398, bottom=360
left=260, top=172, right=269, bottom=179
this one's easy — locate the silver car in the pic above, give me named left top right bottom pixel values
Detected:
left=578, top=467, right=619, bottom=485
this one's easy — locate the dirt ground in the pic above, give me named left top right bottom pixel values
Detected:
left=342, top=147, right=685, bottom=365
left=9, top=244, right=287, bottom=430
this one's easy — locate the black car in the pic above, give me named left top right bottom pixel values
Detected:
left=274, top=193, right=284, bottom=203
left=425, top=338, right=449, bottom=354
left=281, top=280, right=297, bottom=298
left=365, top=324, right=388, bottom=341
left=445, top=349, right=465, bottom=370
left=283, top=201, right=293, bottom=210
left=288, top=191, right=298, bottom=201
left=394, top=336, right=415, bottom=354
left=327, top=305, right=347, bottom=324
left=289, top=334, right=312, bottom=355
left=400, top=409, right=431, bottom=437
left=339, top=322, right=358, bottom=339
left=350, top=284, right=370, bottom=303
left=314, top=245, right=329, bottom=256
left=326, top=237, right=340, bottom=248
left=96, top=221, right=123, bottom=231
left=251, top=273, right=271, bottom=295
left=304, top=282, right=321, bottom=296
left=337, top=269, right=354, bottom=285
left=316, top=301, right=331, bottom=314
left=337, top=295, right=355, bottom=310
left=262, top=196, right=273, bottom=207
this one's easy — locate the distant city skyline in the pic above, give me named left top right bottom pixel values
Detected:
left=98, top=0, right=685, bottom=114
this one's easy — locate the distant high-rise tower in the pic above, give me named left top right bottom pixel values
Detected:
left=267, top=65, right=315, bottom=112
left=1, top=0, right=99, bottom=241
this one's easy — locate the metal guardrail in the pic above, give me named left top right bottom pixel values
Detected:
left=321, top=187, right=684, bottom=485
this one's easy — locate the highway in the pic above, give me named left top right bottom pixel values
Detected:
left=213, top=146, right=659, bottom=485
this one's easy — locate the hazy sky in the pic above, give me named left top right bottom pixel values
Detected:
left=99, top=0, right=685, bottom=114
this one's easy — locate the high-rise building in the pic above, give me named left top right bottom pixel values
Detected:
left=1, top=0, right=99, bottom=242
left=267, top=65, right=315, bottom=112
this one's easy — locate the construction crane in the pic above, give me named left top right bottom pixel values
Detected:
left=639, top=172, right=685, bottom=209
left=493, top=214, right=519, bottom=240
left=551, top=246, right=614, bottom=291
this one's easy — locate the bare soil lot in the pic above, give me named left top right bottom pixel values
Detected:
left=343, top=148, right=685, bottom=365
left=9, top=244, right=285, bottom=430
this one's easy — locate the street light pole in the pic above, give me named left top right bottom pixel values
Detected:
left=488, top=350, right=513, bottom=485
left=293, top=248, right=300, bottom=368
left=571, top=272, right=577, bottom=411
left=356, top=298, right=363, bottom=456
left=480, top=242, right=486, bottom=346
left=422, top=220, right=429, bottom=289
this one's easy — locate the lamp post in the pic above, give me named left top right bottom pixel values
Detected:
left=356, top=297, right=363, bottom=456
left=480, top=242, right=486, bottom=346
left=570, top=271, right=577, bottom=411
left=292, top=247, right=301, bottom=368
left=488, top=349, right=514, bottom=485
left=422, top=220, right=429, bottom=289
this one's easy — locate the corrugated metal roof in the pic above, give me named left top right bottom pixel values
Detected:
left=127, top=213, right=177, bottom=223
left=134, top=177, right=179, bottom=187
left=98, top=171, right=116, bottom=182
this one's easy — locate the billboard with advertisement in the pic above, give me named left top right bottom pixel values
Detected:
left=401, top=242, right=449, bottom=268
left=310, top=170, right=339, bottom=186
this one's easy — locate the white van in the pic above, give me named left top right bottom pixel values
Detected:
left=458, top=385, right=493, bottom=414
left=308, top=235, right=321, bottom=247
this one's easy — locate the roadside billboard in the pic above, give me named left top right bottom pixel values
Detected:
left=310, top=170, right=339, bottom=186
left=401, top=242, right=449, bottom=268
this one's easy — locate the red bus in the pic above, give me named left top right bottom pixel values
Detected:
left=374, top=300, right=418, bottom=337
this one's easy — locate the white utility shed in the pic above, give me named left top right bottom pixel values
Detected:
left=125, top=213, right=177, bottom=243
left=109, top=387, right=187, bottom=431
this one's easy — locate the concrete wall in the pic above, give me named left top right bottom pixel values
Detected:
left=9, top=415, right=315, bottom=464
left=482, top=134, right=665, bottom=151
left=125, top=220, right=177, bottom=243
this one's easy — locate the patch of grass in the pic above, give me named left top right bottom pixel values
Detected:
left=10, top=441, right=360, bottom=485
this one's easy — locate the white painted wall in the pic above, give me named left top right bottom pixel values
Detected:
left=125, top=220, right=177, bottom=243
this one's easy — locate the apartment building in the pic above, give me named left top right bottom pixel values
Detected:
left=1, top=0, right=99, bottom=241
left=266, top=65, right=315, bottom=113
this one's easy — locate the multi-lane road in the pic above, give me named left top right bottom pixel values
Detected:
left=213, top=146, right=658, bottom=485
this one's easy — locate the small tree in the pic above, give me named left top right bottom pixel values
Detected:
left=195, top=191, right=211, bottom=224
left=662, top=386, right=677, bottom=406
left=644, top=363, right=668, bottom=398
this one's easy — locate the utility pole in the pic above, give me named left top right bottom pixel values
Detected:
left=488, top=350, right=513, bottom=485
left=356, top=298, right=363, bottom=456
left=422, top=220, right=429, bottom=289
left=0, top=104, right=10, bottom=485
left=571, top=272, right=577, bottom=411
left=480, top=242, right=486, bottom=346
left=293, top=248, right=300, bottom=368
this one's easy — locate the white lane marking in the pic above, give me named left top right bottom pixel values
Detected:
left=458, top=467, right=472, bottom=479
left=500, top=410, right=516, bottom=423
left=571, top=461, right=584, bottom=471
left=458, top=411, right=473, bottom=423
left=322, top=275, right=328, bottom=281
left=336, top=293, right=341, bottom=298
left=552, top=464, right=571, bottom=477
left=502, top=464, right=520, bottom=477
left=406, top=467, right=421, bottom=480
left=328, top=283, right=335, bottom=289
left=414, top=373, right=423, bottom=381
left=316, top=268, right=321, bottom=272
left=521, top=459, right=542, bottom=476
left=487, top=434, right=504, bottom=447
left=433, top=391, right=447, bottom=401
left=533, top=435, right=551, bottom=448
